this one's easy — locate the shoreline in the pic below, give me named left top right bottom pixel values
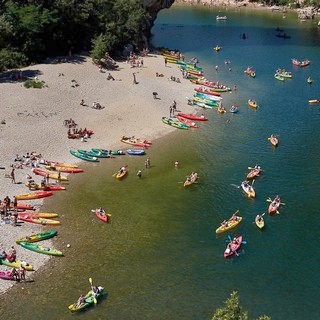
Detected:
left=0, top=52, right=199, bottom=295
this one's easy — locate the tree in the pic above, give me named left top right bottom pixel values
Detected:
left=211, top=291, right=271, bottom=320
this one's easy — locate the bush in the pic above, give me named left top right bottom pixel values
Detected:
left=24, top=79, right=46, bottom=89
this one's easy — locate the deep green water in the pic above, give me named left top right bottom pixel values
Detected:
left=2, top=6, right=320, bottom=320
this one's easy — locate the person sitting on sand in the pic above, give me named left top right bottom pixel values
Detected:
left=107, top=73, right=115, bottom=81
left=80, top=99, right=85, bottom=106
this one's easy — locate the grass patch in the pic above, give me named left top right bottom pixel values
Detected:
left=24, top=79, right=47, bottom=89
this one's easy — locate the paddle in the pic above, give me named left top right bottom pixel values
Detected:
left=230, top=184, right=240, bottom=189
left=266, top=198, right=272, bottom=202
left=251, top=179, right=255, bottom=186
left=89, top=277, right=97, bottom=304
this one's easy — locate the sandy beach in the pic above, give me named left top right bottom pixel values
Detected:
left=0, top=52, right=199, bottom=294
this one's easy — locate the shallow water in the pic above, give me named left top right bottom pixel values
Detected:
left=1, top=6, right=320, bottom=320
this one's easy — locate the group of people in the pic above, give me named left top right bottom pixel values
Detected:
left=92, top=102, right=103, bottom=109
left=67, top=127, right=90, bottom=140
left=0, top=196, right=19, bottom=226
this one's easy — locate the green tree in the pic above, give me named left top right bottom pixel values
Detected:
left=211, top=291, right=271, bottom=320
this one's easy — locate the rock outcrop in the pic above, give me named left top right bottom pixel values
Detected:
left=141, top=0, right=175, bottom=23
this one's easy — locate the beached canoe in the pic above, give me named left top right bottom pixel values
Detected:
left=45, top=166, right=84, bottom=173
left=0, top=258, right=34, bottom=271
left=19, top=242, right=63, bottom=256
left=120, top=136, right=152, bottom=148
left=193, top=96, right=219, bottom=107
left=127, top=149, right=145, bottom=156
left=0, top=271, right=16, bottom=281
left=177, top=116, right=198, bottom=128
left=248, top=99, right=258, bottom=109
left=177, top=113, right=208, bottom=121
left=241, top=181, right=256, bottom=198
left=93, top=209, right=111, bottom=223
left=10, top=203, right=35, bottom=210
left=45, top=161, right=78, bottom=168
left=91, top=148, right=126, bottom=156
left=224, top=236, right=243, bottom=258
left=194, top=87, right=221, bottom=97
left=70, top=150, right=99, bottom=162
left=25, top=182, right=66, bottom=191
left=15, top=191, right=53, bottom=201
left=18, top=214, right=61, bottom=226
left=255, top=215, right=265, bottom=229
left=268, top=195, right=281, bottom=214
left=18, top=211, right=58, bottom=219
left=187, top=98, right=213, bottom=109
left=268, top=135, right=279, bottom=146
left=32, top=168, right=68, bottom=181
left=194, top=92, right=222, bottom=101
left=216, top=216, right=242, bottom=234
left=246, top=167, right=261, bottom=179
left=161, top=117, right=189, bottom=129
left=77, top=149, right=109, bottom=158
left=68, top=286, right=104, bottom=312
left=184, top=172, right=198, bottom=187
left=16, top=230, right=58, bottom=243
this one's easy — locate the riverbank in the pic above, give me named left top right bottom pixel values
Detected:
left=0, top=52, right=198, bottom=294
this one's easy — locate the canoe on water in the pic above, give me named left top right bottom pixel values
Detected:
left=224, top=236, right=243, bottom=258
left=246, top=167, right=261, bottom=179
left=16, top=230, right=58, bottom=243
left=248, top=99, right=258, bottom=109
left=68, top=286, right=104, bottom=312
left=177, top=113, right=208, bottom=121
left=184, top=172, right=198, bottom=187
left=216, top=215, right=242, bottom=234
left=15, top=191, right=53, bottom=201
left=0, top=258, right=34, bottom=271
left=255, top=215, right=265, bottom=229
left=18, top=214, right=61, bottom=226
left=268, top=135, right=279, bottom=146
left=268, top=195, right=281, bottom=214
left=19, top=242, right=63, bottom=256
left=308, top=99, right=319, bottom=104
left=32, top=168, right=68, bottom=181
left=93, top=209, right=111, bottom=223
left=241, top=181, right=256, bottom=198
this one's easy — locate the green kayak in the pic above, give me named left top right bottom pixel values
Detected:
left=70, top=150, right=99, bottom=162
left=68, top=286, right=104, bottom=312
left=16, top=230, right=58, bottom=244
left=78, top=149, right=109, bottom=158
left=19, top=242, right=63, bottom=256
left=91, top=148, right=126, bottom=156
left=161, top=117, right=189, bottom=130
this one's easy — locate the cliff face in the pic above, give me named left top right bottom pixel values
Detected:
left=142, top=0, right=175, bottom=20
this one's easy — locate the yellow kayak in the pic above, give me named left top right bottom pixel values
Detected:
left=0, top=258, right=34, bottom=271
left=216, top=216, right=242, bottom=234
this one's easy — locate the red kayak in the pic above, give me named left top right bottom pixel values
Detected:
left=194, top=87, right=221, bottom=97
left=177, top=113, right=208, bottom=121
left=224, top=236, right=242, bottom=258
left=177, top=116, right=198, bottom=128
left=10, top=203, right=35, bottom=210
left=268, top=195, right=281, bottom=214
left=0, top=271, right=16, bottom=281
left=15, top=191, right=53, bottom=201
left=93, top=209, right=111, bottom=223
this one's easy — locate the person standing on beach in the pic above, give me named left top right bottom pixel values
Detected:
left=164, top=58, right=167, bottom=67
left=133, top=72, right=137, bottom=84
left=169, top=106, right=173, bottom=117
left=10, top=168, right=15, bottom=183
left=45, top=173, right=50, bottom=184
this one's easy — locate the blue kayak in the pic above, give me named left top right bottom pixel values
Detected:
left=127, top=149, right=145, bottom=156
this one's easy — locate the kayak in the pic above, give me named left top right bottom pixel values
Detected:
left=241, top=181, right=256, bottom=198
left=16, top=230, right=58, bottom=243
left=268, top=196, right=281, bottom=214
left=192, top=96, right=219, bottom=107
left=194, top=87, right=221, bottom=97
left=187, top=98, right=212, bottom=109
left=274, top=73, right=285, bottom=81
left=184, top=172, right=198, bottom=187
left=309, top=99, right=320, bottom=104
left=127, top=149, right=145, bottom=156
left=18, top=211, right=59, bottom=219
left=292, top=58, right=301, bottom=66
left=229, top=105, right=238, bottom=113
left=0, top=271, right=16, bottom=281
left=32, top=168, right=68, bottom=181
left=25, top=182, right=66, bottom=191
left=15, top=191, right=53, bottom=201
left=248, top=99, right=258, bottom=109
left=45, top=166, right=84, bottom=173
left=224, top=236, right=243, bottom=258
left=120, top=136, right=152, bottom=148
left=177, top=113, right=208, bottom=121
left=78, top=149, right=109, bottom=158
left=93, top=209, right=111, bottom=223
left=0, top=258, right=34, bottom=271
left=115, top=169, right=127, bottom=179
left=255, top=215, right=265, bottom=229
left=216, top=216, right=242, bottom=234
left=19, top=242, right=63, bottom=256
left=217, top=106, right=227, bottom=114
left=246, top=167, right=261, bottom=179
left=70, top=150, right=99, bottom=162
left=301, top=59, right=310, bottom=67
left=68, top=286, right=104, bottom=312
left=161, top=117, right=189, bottom=129
left=268, top=135, right=279, bottom=146
left=18, top=214, right=61, bottom=226
left=177, top=116, right=198, bottom=128
left=10, top=203, right=35, bottom=210
left=194, top=92, right=223, bottom=101
left=45, top=161, right=78, bottom=168
left=92, top=148, right=126, bottom=156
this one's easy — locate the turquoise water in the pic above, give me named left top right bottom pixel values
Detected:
left=2, top=6, right=320, bottom=320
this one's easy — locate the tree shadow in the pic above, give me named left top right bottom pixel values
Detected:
left=0, top=69, right=43, bottom=84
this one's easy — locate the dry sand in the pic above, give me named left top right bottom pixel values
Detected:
left=0, top=52, right=200, bottom=294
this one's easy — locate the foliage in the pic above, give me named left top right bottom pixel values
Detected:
left=24, top=79, right=46, bottom=89
left=0, top=0, right=151, bottom=71
left=211, top=291, right=271, bottom=320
